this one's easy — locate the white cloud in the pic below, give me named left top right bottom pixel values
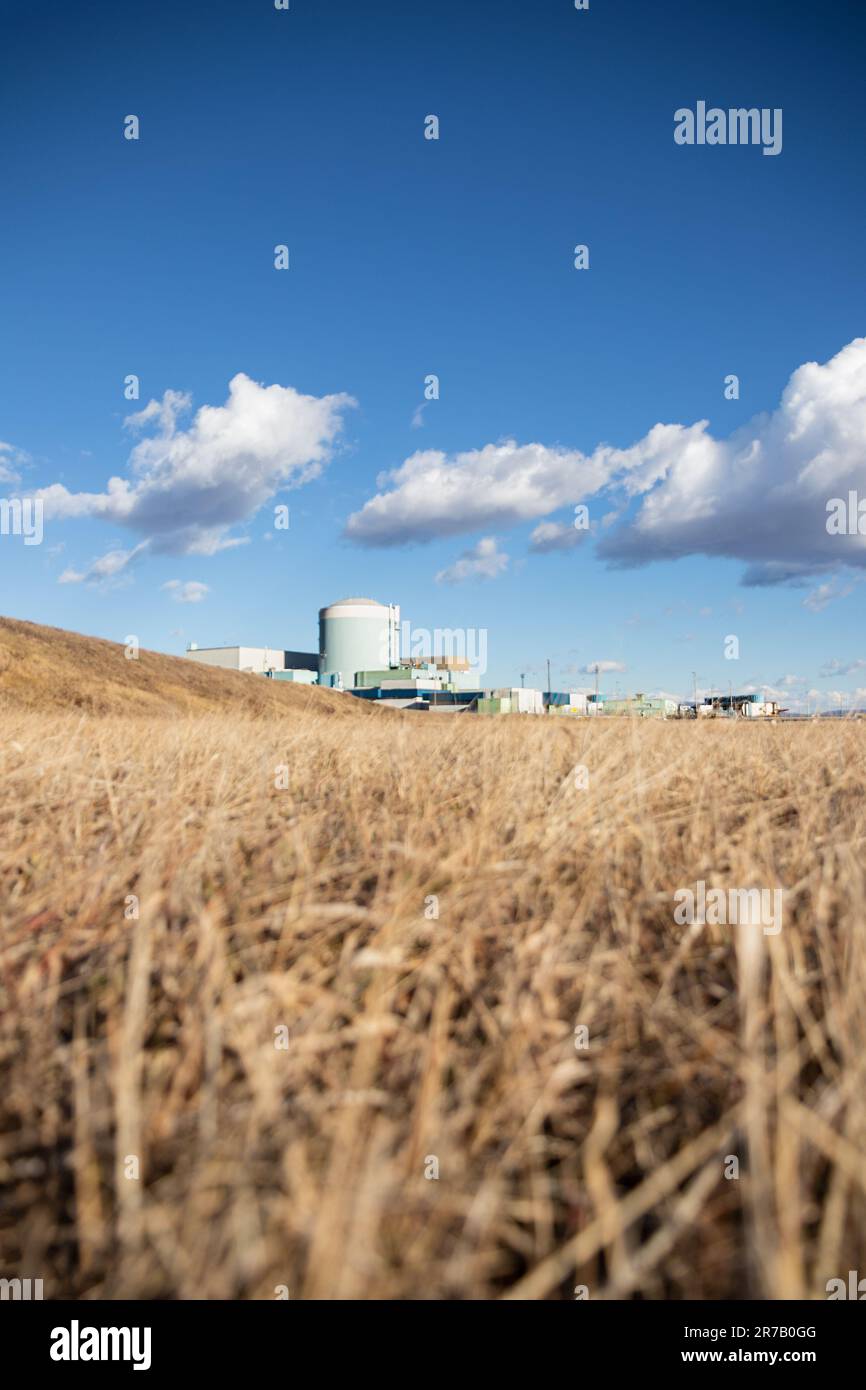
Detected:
left=741, top=683, right=790, bottom=702
left=818, top=657, right=866, bottom=677
left=804, top=687, right=861, bottom=711
left=803, top=584, right=834, bottom=613
left=345, top=339, right=866, bottom=586
left=123, top=389, right=192, bottom=435
left=529, top=520, right=584, bottom=553
left=345, top=441, right=610, bottom=546
left=0, top=441, right=29, bottom=485
left=435, top=536, right=508, bottom=584
left=582, top=659, right=626, bottom=675
left=598, top=339, right=866, bottom=581
left=38, top=374, right=355, bottom=560
left=58, top=542, right=149, bottom=586
left=163, top=580, right=209, bottom=603
left=802, top=577, right=854, bottom=613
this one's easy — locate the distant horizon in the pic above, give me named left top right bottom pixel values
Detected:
left=7, top=606, right=866, bottom=716
left=2, top=0, right=865, bottom=713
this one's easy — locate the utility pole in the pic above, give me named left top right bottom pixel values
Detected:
left=594, top=663, right=599, bottom=711
left=692, top=671, right=698, bottom=712
left=520, top=672, right=525, bottom=688
left=547, top=658, right=551, bottom=696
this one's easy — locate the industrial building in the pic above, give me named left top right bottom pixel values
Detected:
left=694, top=693, right=781, bottom=718
left=183, top=596, right=782, bottom=718
left=588, top=692, right=679, bottom=719
left=318, top=597, right=401, bottom=690
left=185, top=644, right=318, bottom=678
left=546, top=691, right=589, bottom=715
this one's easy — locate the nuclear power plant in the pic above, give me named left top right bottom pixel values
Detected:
left=186, top=596, right=404, bottom=691
left=318, top=597, right=401, bottom=690
left=184, top=595, right=782, bottom=717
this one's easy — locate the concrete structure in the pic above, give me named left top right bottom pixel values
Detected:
left=319, top=597, right=400, bottom=690
left=355, top=668, right=416, bottom=687
left=379, top=677, right=443, bottom=692
left=405, top=654, right=471, bottom=671
left=695, top=694, right=782, bottom=718
left=266, top=669, right=317, bottom=685
left=493, top=687, right=544, bottom=714
left=545, top=691, right=589, bottom=715
left=478, top=696, right=512, bottom=715
left=185, top=645, right=317, bottom=675
left=588, top=693, right=677, bottom=719
left=282, top=651, right=319, bottom=673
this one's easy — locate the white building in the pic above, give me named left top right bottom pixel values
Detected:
left=493, top=687, right=545, bottom=714
left=319, top=598, right=400, bottom=690
left=185, top=645, right=318, bottom=676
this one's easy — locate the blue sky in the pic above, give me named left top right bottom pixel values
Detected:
left=2, top=0, right=865, bottom=704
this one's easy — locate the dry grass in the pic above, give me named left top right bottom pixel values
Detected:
left=2, top=627, right=866, bottom=1300
left=0, top=616, right=381, bottom=719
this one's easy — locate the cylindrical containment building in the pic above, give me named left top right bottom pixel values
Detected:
left=319, top=597, right=400, bottom=690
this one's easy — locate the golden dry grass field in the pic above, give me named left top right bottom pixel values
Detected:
left=1, top=618, right=865, bottom=1299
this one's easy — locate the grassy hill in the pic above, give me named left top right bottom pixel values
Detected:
left=0, top=615, right=380, bottom=718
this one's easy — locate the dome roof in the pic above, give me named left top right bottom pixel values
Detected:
left=329, top=597, right=383, bottom=606
left=319, top=596, right=394, bottom=619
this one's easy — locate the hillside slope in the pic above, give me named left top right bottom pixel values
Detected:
left=0, top=616, right=380, bottom=717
